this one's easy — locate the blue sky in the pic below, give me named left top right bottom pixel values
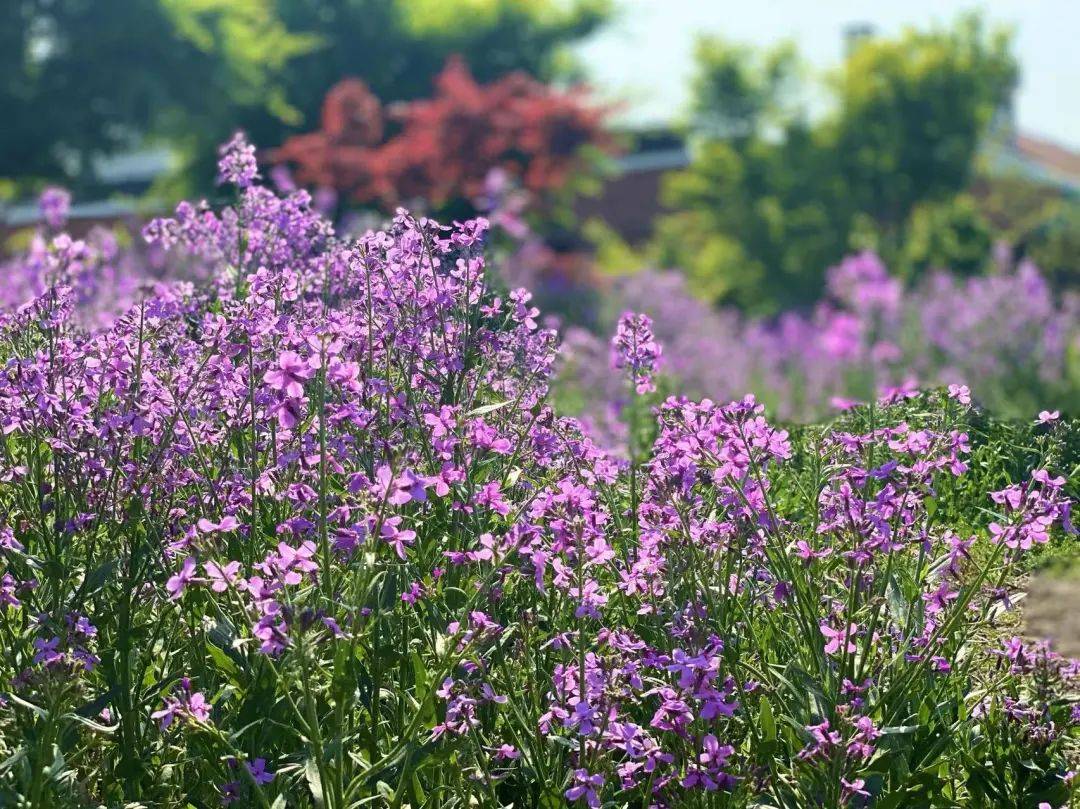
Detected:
left=575, top=0, right=1079, bottom=148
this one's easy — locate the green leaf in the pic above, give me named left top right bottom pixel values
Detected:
left=64, top=713, right=119, bottom=734
left=206, top=638, right=240, bottom=679
left=539, top=787, right=564, bottom=809
left=467, top=400, right=512, bottom=417
left=411, top=650, right=428, bottom=692
left=305, top=758, right=324, bottom=807
left=81, top=558, right=118, bottom=595
left=879, top=724, right=919, bottom=735
left=6, top=692, right=46, bottom=719
left=44, top=744, right=65, bottom=779
left=885, top=573, right=910, bottom=626
left=759, top=695, right=776, bottom=744
left=875, top=788, right=916, bottom=809
left=410, top=773, right=427, bottom=805
left=0, top=747, right=26, bottom=777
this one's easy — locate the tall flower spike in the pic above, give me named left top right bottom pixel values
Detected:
left=38, top=186, right=71, bottom=229
left=611, top=311, right=662, bottom=395
left=217, top=132, right=260, bottom=188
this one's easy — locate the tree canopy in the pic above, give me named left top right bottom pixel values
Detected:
left=652, top=14, right=1017, bottom=312
left=1, top=0, right=609, bottom=195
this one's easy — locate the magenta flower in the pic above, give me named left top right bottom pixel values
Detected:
left=166, top=557, right=198, bottom=600
left=263, top=351, right=314, bottom=398
left=197, top=515, right=241, bottom=534
left=380, top=516, right=417, bottom=560
left=217, top=131, right=260, bottom=188
left=152, top=685, right=211, bottom=729
left=794, top=539, right=831, bottom=564
left=841, top=777, right=870, bottom=802
left=947, top=383, right=971, bottom=405
left=374, top=464, right=428, bottom=506
left=204, top=560, right=242, bottom=593
left=611, top=311, right=662, bottom=394
left=38, top=186, right=71, bottom=229
left=565, top=769, right=604, bottom=807
left=186, top=691, right=211, bottom=722
left=820, top=621, right=861, bottom=656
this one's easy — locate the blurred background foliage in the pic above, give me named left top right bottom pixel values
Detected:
left=649, top=14, right=1020, bottom=311
left=2, top=0, right=608, bottom=196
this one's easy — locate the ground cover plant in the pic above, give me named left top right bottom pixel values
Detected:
left=0, top=139, right=1077, bottom=808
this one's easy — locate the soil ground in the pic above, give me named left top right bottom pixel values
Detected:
left=1023, top=570, right=1080, bottom=657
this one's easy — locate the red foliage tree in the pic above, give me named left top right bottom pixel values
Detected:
left=273, top=57, right=611, bottom=210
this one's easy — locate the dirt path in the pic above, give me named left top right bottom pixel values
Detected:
left=1023, top=572, right=1080, bottom=658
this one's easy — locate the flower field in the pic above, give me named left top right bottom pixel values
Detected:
left=0, top=139, right=1077, bottom=808
left=558, top=256, right=1079, bottom=450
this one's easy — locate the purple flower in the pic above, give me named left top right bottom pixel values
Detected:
left=166, top=557, right=198, bottom=600
left=220, top=781, right=241, bottom=805
left=947, top=383, right=971, bottom=405
left=33, top=636, right=63, bottom=666
left=151, top=701, right=179, bottom=730
left=217, top=132, right=260, bottom=188
left=246, top=758, right=274, bottom=786
left=611, top=311, right=662, bottom=394
left=38, top=186, right=71, bottom=229
left=0, top=574, right=20, bottom=608
left=263, top=351, right=314, bottom=398
left=0, top=526, right=23, bottom=553
left=565, top=769, right=604, bottom=807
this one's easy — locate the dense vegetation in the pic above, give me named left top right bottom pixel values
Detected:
left=1, top=0, right=607, bottom=194
left=273, top=57, right=611, bottom=220
left=645, top=15, right=1019, bottom=310
left=0, top=141, right=1075, bottom=808
left=558, top=252, right=1078, bottom=441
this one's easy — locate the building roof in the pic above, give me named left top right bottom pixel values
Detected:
left=985, top=131, right=1080, bottom=194
left=1013, top=134, right=1080, bottom=189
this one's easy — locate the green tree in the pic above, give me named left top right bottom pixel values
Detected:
left=974, top=172, right=1080, bottom=288
left=2, top=0, right=608, bottom=196
left=1, top=0, right=317, bottom=194
left=688, top=37, right=798, bottom=141
left=653, top=13, right=1017, bottom=311
left=830, top=14, right=1016, bottom=242
left=901, top=193, right=993, bottom=279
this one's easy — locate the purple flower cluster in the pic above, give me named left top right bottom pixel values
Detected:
left=561, top=252, right=1078, bottom=447
left=38, top=186, right=71, bottom=230
left=611, top=311, right=662, bottom=394
left=217, top=130, right=261, bottom=188
left=0, top=137, right=1074, bottom=807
